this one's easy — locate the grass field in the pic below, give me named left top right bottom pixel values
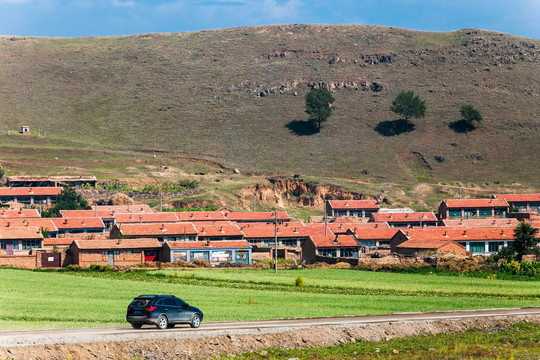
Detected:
left=218, top=322, right=540, bottom=360
left=0, top=268, right=538, bottom=330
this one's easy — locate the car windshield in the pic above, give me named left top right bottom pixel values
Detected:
left=131, top=298, right=152, bottom=307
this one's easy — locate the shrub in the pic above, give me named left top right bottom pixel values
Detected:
left=294, top=275, right=304, bottom=287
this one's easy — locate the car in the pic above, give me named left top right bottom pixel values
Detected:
left=126, top=295, right=203, bottom=329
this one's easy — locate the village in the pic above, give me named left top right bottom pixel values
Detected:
left=0, top=174, right=538, bottom=269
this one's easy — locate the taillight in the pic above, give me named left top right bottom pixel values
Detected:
left=145, top=306, right=157, bottom=312
left=127, top=306, right=132, bottom=312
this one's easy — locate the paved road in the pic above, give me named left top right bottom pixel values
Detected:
left=1, top=307, right=539, bottom=347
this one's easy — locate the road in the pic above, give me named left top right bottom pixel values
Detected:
left=1, top=307, right=539, bottom=348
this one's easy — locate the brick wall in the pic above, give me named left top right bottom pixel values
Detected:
left=0, top=254, right=37, bottom=269
left=77, top=251, right=144, bottom=267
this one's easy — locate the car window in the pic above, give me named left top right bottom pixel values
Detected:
left=164, top=299, right=176, bottom=306
left=155, top=299, right=164, bottom=306
left=174, top=299, right=187, bottom=307
left=131, top=298, right=151, bottom=307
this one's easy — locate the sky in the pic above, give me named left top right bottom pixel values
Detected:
left=0, top=0, right=539, bottom=39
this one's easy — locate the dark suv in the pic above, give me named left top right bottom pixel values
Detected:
left=126, top=295, right=203, bottom=329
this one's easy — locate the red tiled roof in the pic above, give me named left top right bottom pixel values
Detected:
left=91, top=204, right=154, bottom=213
left=397, top=227, right=540, bottom=242
left=52, top=217, right=105, bottom=230
left=0, top=226, right=43, bottom=240
left=195, top=223, right=243, bottom=237
left=442, top=218, right=519, bottom=228
left=61, top=232, right=110, bottom=239
left=116, top=223, right=198, bottom=236
left=0, top=187, right=62, bottom=197
left=73, top=238, right=161, bottom=250
left=0, top=209, right=41, bottom=219
left=353, top=228, right=400, bottom=240
left=114, top=212, right=179, bottom=224
left=328, top=200, right=379, bottom=210
left=166, top=240, right=250, bottom=249
left=327, top=222, right=388, bottom=234
left=223, top=211, right=291, bottom=222
left=60, top=210, right=116, bottom=219
left=494, top=194, right=540, bottom=202
left=7, top=175, right=97, bottom=182
left=441, top=199, right=508, bottom=208
left=397, top=239, right=466, bottom=250
left=43, top=238, right=74, bottom=246
left=241, top=222, right=307, bottom=239
left=0, top=219, right=58, bottom=232
left=371, top=212, right=437, bottom=223
left=309, top=234, right=360, bottom=248
left=176, top=211, right=228, bottom=222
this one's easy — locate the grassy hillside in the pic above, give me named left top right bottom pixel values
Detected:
left=0, top=25, right=539, bottom=187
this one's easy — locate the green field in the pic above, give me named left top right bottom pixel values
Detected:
left=0, top=268, right=538, bottom=330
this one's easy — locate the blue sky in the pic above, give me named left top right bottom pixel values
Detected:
left=1, top=0, right=538, bottom=39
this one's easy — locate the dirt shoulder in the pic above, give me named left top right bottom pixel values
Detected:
left=1, top=313, right=539, bottom=360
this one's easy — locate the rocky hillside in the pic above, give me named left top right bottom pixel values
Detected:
left=0, top=25, right=538, bottom=186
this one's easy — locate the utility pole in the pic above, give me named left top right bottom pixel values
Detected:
left=274, top=210, right=278, bottom=274
left=253, top=189, right=256, bottom=212
left=324, top=199, right=328, bottom=236
left=160, top=193, right=163, bottom=212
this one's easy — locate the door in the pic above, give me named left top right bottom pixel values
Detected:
left=108, top=251, right=114, bottom=266
left=174, top=298, right=191, bottom=321
left=144, top=250, right=157, bottom=262
left=41, top=253, right=61, bottom=268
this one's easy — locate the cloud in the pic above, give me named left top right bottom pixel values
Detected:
left=260, top=0, right=303, bottom=20
left=112, top=0, right=135, bottom=7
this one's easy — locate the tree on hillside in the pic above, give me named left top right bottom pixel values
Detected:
left=460, top=104, right=483, bottom=126
left=305, top=87, right=335, bottom=132
left=42, top=186, right=90, bottom=218
left=511, top=221, right=539, bottom=261
left=390, top=90, right=426, bottom=122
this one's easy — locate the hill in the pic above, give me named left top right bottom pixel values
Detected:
left=0, top=25, right=539, bottom=188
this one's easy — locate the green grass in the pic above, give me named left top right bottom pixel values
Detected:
left=218, top=322, right=540, bottom=360
left=0, top=268, right=538, bottom=330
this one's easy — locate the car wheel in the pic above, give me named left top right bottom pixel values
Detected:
left=156, top=315, right=168, bottom=330
left=131, top=323, right=142, bottom=329
left=190, top=313, right=201, bottom=328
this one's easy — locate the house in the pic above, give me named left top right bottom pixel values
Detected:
left=438, top=199, right=509, bottom=219
left=51, top=217, right=106, bottom=235
left=222, top=210, right=291, bottom=223
left=114, top=212, right=179, bottom=225
left=194, top=223, right=244, bottom=241
left=161, top=240, right=251, bottom=265
left=176, top=211, right=228, bottom=222
left=0, top=226, right=43, bottom=253
left=6, top=175, right=97, bottom=189
left=349, top=227, right=400, bottom=248
left=241, top=221, right=308, bottom=248
left=69, top=238, right=162, bottom=267
left=389, top=227, right=536, bottom=255
left=42, top=237, right=74, bottom=250
left=0, top=209, right=41, bottom=219
left=441, top=218, right=519, bottom=228
left=494, top=194, right=540, bottom=214
left=394, top=238, right=468, bottom=256
left=92, top=204, right=154, bottom=213
left=325, top=200, right=379, bottom=218
left=301, top=234, right=366, bottom=263
left=110, top=223, right=198, bottom=242
left=369, top=211, right=438, bottom=228
left=60, top=209, right=117, bottom=230
left=0, top=219, right=59, bottom=238
left=0, top=187, right=62, bottom=206
left=326, top=222, right=389, bottom=235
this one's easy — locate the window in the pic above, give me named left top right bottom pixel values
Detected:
left=334, top=210, right=348, bottom=216
left=22, top=240, right=40, bottom=250
left=478, top=209, right=492, bottom=217
left=464, top=209, right=477, bottom=218
left=1, top=241, right=19, bottom=250
left=494, top=209, right=507, bottom=217
left=341, top=248, right=358, bottom=258
left=282, top=239, right=298, bottom=247
left=173, top=251, right=188, bottom=261
left=364, top=210, right=376, bottom=218
left=318, top=248, right=337, bottom=257
left=449, top=210, right=461, bottom=217
left=469, top=242, right=485, bottom=253
left=361, top=241, right=377, bottom=247
left=33, top=196, right=48, bottom=204
left=488, top=241, right=505, bottom=252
